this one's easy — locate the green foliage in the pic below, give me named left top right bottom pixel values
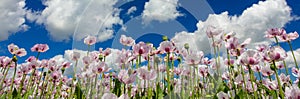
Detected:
left=12, top=88, right=18, bottom=99
left=75, top=84, right=83, bottom=99
left=112, top=79, right=122, bottom=97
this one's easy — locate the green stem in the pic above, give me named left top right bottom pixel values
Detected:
left=166, top=53, right=171, bottom=98
left=0, top=61, right=12, bottom=90
left=9, top=60, right=17, bottom=96
left=273, top=60, right=284, bottom=98
left=288, top=41, right=299, bottom=69
left=247, top=65, right=258, bottom=99
left=274, top=36, right=289, bottom=75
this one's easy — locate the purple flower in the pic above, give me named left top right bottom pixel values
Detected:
left=120, top=34, right=135, bottom=46
left=84, top=35, right=97, bottom=45
left=61, top=61, right=72, bottom=69
left=279, top=31, right=299, bottom=42
left=118, top=69, right=136, bottom=84
left=183, top=50, right=203, bottom=65
left=217, top=91, right=229, bottom=99
left=239, top=50, right=261, bottom=66
left=221, top=31, right=236, bottom=41
left=262, top=79, right=278, bottom=90
left=92, top=62, right=110, bottom=74
left=285, top=84, right=300, bottom=99
left=267, top=46, right=287, bottom=62
left=133, top=42, right=151, bottom=56
left=206, top=26, right=222, bottom=38
left=99, top=48, right=112, bottom=57
left=261, top=65, right=274, bottom=77
left=225, top=37, right=251, bottom=50
left=265, top=28, right=285, bottom=38
left=158, top=41, right=175, bottom=53
left=71, top=51, right=80, bottom=61
left=198, top=65, right=208, bottom=77
left=31, top=44, right=49, bottom=52
left=7, top=43, right=27, bottom=57
left=137, top=67, right=157, bottom=80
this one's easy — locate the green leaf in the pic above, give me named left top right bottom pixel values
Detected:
left=12, top=88, right=18, bottom=99
left=236, top=89, right=246, bottom=98
left=75, top=84, right=83, bottom=99
left=112, top=79, right=122, bottom=97
left=205, top=94, right=214, bottom=98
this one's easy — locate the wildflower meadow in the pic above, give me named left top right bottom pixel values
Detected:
left=0, top=26, right=299, bottom=99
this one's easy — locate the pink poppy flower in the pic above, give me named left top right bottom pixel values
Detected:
left=31, top=44, right=49, bottom=52
left=261, top=65, right=274, bottom=77
left=262, top=79, right=278, bottom=90
left=61, top=61, right=72, bottom=69
left=99, top=48, right=112, bottom=57
left=206, top=26, right=222, bottom=38
left=158, top=41, right=175, bottom=53
left=251, top=65, right=261, bottom=72
left=14, top=48, right=27, bottom=57
left=292, top=67, right=300, bottom=79
left=265, top=28, right=285, bottom=38
left=82, top=56, right=92, bottom=65
left=26, top=56, right=36, bottom=62
left=202, top=57, right=212, bottom=65
left=222, top=72, right=230, bottom=80
left=183, top=50, right=203, bottom=65
left=51, top=71, right=62, bottom=81
left=279, top=73, right=290, bottom=85
left=285, top=84, right=300, bottom=99
left=239, top=50, right=261, bottom=66
left=137, top=67, right=157, bottom=80
left=225, top=37, right=251, bottom=50
left=101, top=93, right=129, bottom=99
left=84, top=35, right=97, bottom=45
left=92, top=62, right=110, bottom=74
left=267, top=46, right=287, bottom=61
left=28, top=60, right=40, bottom=69
left=255, top=44, right=269, bottom=52
left=279, top=31, right=299, bottom=42
left=7, top=43, right=27, bottom=57
left=198, top=65, right=208, bottom=77
left=246, top=81, right=257, bottom=92
left=221, top=31, right=236, bottom=41
left=174, top=68, right=182, bottom=76
left=71, top=51, right=80, bottom=61
left=217, top=91, right=229, bottom=99
left=120, top=34, right=135, bottom=46
left=213, top=39, right=223, bottom=48
left=118, top=69, right=136, bottom=84
left=224, top=59, right=234, bottom=66
left=133, top=42, right=151, bottom=56
left=8, top=43, right=19, bottom=54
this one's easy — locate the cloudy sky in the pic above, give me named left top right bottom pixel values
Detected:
left=0, top=0, right=299, bottom=65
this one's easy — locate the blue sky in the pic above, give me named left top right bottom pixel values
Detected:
left=0, top=0, right=299, bottom=64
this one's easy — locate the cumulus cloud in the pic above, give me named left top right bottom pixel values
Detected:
left=172, top=0, right=293, bottom=54
left=0, top=0, right=29, bottom=41
left=32, top=0, right=122, bottom=42
left=285, top=48, right=300, bottom=68
left=127, top=6, right=137, bottom=15
left=142, top=0, right=181, bottom=24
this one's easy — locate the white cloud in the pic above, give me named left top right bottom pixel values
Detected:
left=172, top=0, right=293, bottom=54
left=142, top=0, right=181, bottom=24
left=33, top=0, right=123, bottom=42
left=0, top=0, right=28, bottom=41
left=127, top=6, right=137, bottom=15
left=285, top=48, right=300, bottom=68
